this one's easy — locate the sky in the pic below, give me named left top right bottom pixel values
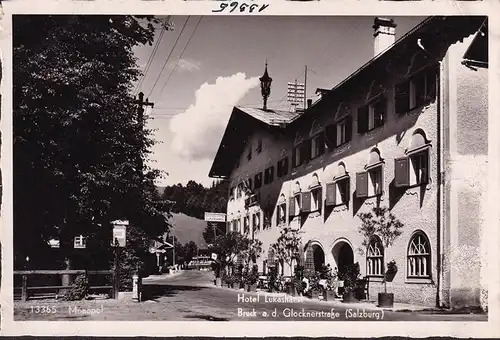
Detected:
left=133, top=16, right=427, bottom=188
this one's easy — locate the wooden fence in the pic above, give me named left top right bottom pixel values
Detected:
left=14, top=269, right=115, bottom=302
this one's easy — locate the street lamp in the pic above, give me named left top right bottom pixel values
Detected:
left=259, top=61, right=273, bottom=111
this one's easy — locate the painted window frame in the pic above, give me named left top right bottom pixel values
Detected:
left=366, top=236, right=384, bottom=277
left=407, top=231, right=432, bottom=279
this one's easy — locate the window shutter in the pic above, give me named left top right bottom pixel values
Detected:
left=289, top=197, right=295, bottom=216
left=302, top=140, right=312, bottom=163
left=394, top=157, right=410, bottom=187
left=325, top=182, right=336, bottom=206
left=324, top=125, right=336, bottom=149
left=395, top=81, right=410, bottom=114
left=375, top=97, right=387, bottom=126
left=318, top=135, right=325, bottom=155
left=356, top=172, right=369, bottom=198
left=276, top=206, right=280, bottom=226
left=317, top=188, right=323, bottom=212
left=345, top=116, right=353, bottom=142
left=357, top=106, right=369, bottom=134
left=345, top=178, right=351, bottom=204
left=301, top=191, right=312, bottom=213
left=283, top=157, right=289, bottom=176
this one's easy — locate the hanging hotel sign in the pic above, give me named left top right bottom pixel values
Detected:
left=111, top=220, right=128, bottom=247
left=204, top=212, right=226, bottom=222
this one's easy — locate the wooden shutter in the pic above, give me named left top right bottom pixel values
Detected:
left=324, top=124, right=336, bottom=149
left=345, top=116, right=353, bottom=142
left=302, top=139, right=312, bottom=163
left=344, top=178, right=351, bottom=204
left=374, top=97, right=387, bottom=126
left=289, top=197, right=295, bottom=216
left=395, top=81, right=410, bottom=114
left=356, top=172, right=369, bottom=198
left=357, top=106, right=369, bottom=134
left=318, top=134, right=325, bottom=155
left=394, top=157, right=410, bottom=187
left=301, top=191, right=312, bottom=213
left=283, top=157, right=289, bottom=176
left=325, top=182, right=336, bottom=206
left=317, top=189, right=323, bottom=212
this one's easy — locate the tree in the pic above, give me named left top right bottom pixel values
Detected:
left=271, top=227, right=304, bottom=276
left=211, top=231, right=250, bottom=272
left=357, top=206, right=404, bottom=294
left=13, top=15, right=173, bottom=278
left=241, top=238, right=263, bottom=268
left=203, top=222, right=226, bottom=247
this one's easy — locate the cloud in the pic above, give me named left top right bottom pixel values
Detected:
left=177, top=58, right=201, bottom=72
left=170, top=73, right=260, bottom=161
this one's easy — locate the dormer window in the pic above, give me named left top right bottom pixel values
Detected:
left=395, top=130, right=431, bottom=188
left=357, top=149, right=384, bottom=198
left=396, top=67, right=437, bottom=114
left=358, top=97, right=387, bottom=134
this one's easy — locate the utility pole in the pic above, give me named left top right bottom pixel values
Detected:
left=172, top=235, right=176, bottom=268
left=304, top=65, right=308, bottom=110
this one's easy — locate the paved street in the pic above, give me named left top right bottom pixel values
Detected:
left=14, top=270, right=487, bottom=321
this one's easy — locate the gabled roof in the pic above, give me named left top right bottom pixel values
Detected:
left=208, top=106, right=300, bottom=179
left=290, top=15, right=487, bottom=127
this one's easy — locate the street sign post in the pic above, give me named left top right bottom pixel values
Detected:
left=204, top=212, right=226, bottom=222
left=111, top=220, right=128, bottom=247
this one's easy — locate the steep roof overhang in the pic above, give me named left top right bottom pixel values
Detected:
left=462, top=18, right=488, bottom=69
left=208, top=107, right=290, bottom=179
left=290, top=15, right=488, bottom=127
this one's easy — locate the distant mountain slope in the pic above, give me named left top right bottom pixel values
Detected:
left=168, top=212, right=207, bottom=248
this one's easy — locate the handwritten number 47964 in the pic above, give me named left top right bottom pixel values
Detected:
left=212, top=2, right=269, bottom=13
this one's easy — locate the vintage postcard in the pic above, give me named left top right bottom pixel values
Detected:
left=0, top=0, right=499, bottom=337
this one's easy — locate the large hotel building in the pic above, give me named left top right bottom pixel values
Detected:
left=209, top=16, right=488, bottom=310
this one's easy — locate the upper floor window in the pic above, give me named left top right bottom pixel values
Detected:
left=276, top=196, right=286, bottom=226
left=289, top=183, right=302, bottom=217
left=366, top=236, right=384, bottom=277
left=311, top=133, right=325, bottom=159
left=356, top=149, right=384, bottom=198
left=293, top=140, right=311, bottom=168
left=277, top=157, right=289, bottom=178
left=264, top=166, right=274, bottom=185
left=358, top=97, right=387, bottom=134
left=395, top=130, right=431, bottom=188
left=326, top=163, right=350, bottom=207
left=254, top=172, right=263, bottom=189
left=256, top=139, right=263, bottom=154
left=407, top=231, right=431, bottom=278
left=325, top=116, right=353, bottom=148
left=243, top=216, right=250, bottom=234
left=396, top=67, right=437, bottom=114
left=252, top=212, right=260, bottom=232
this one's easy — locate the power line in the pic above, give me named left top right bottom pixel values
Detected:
left=157, top=16, right=203, bottom=98
left=134, top=21, right=167, bottom=96
left=147, top=16, right=191, bottom=99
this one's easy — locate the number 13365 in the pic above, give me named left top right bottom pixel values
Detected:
left=30, top=305, right=57, bottom=314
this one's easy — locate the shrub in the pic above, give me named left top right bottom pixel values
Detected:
left=63, top=273, right=89, bottom=301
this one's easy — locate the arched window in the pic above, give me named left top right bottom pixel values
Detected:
left=366, top=236, right=384, bottom=276
left=407, top=232, right=431, bottom=278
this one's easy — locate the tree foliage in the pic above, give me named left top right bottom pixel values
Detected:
left=13, top=15, right=172, bottom=272
left=211, top=231, right=250, bottom=270
left=271, top=227, right=304, bottom=274
left=357, top=206, right=404, bottom=293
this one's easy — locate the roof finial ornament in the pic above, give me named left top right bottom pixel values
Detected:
left=259, top=60, right=272, bottom=111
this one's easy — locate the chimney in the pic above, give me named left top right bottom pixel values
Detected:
left=373, top=17, right=397, bottom=57
left=307, top=99, right=312, bottom=108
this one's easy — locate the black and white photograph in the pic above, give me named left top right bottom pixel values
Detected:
left=4, top=9, right=494, bottom=329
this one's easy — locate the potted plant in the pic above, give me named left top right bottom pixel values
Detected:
left=358, top=207, right=403, bottom=308
left=267, top=265, right=279, bottom=292
left=306, top=271, right=322, bottom=299
left=321, top=265, right=339, bottom=301
left=338, top=262, right=360, bottom=303
left=244, top=265, right=259, bottom=292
